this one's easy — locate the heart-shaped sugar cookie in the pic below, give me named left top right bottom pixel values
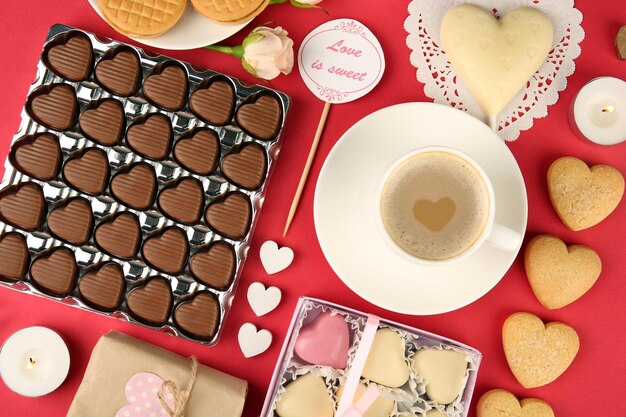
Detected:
left=95, top=47, right=142, bottom=96
left=30, top=247, right=78, bottom=296
left=205, top=192, right=251, bottom=240
left=247, top=282, right=281, bottom=317
left=126, top=113, right=173, bottom=161
left=157, top=177, right=205, bottom=224
left=259, top=240, right=294, bottom=274
left=362, top=328, right=410, bottom=388
left=94, top=212, right=141, bottom=259
left=189, top=78, right=235, bottom=125
left=294, top=312, right=349, bottom=369
left=238, top=323, right=272, bottom=358
left=235, top=93, right=282, bottom=141
left=44, top=31, right=94, bottom=82
left=189, top=241, right=236, bottom=290
left=548, top=156, right=624, bottom=231
left=503, top=312, right=579, bottom=388
left=110, top=162, right=157, bottom=211
left=142, top=227, right=189, bottom=275
left=27, top=84, right=78, bottom=131
left=127, top=277, right=172, bottom=325
left=525, top=234, right=601, bottom=309
left=173, top=128, right=220, bottom=175
left=411, top=348, right=468, bottom=404
left=477, top=389, right=554, bottom=417
left=440, top=4, right=553, bottom=117
left=78, top=263, right=126, bottom=311
left=10, top=133, right=61, bottom=181
left=275, top=374, right=333, bottom=417
left=143, top=64, right=188, bottom=111
left=0, top=182, right=46, bottom=231
left=79, top=99, right=125, bottom=146
left=48, top=197, right=94, bottom=246
left=413, top=197, right=456, bottom=232
left=62, top=147, right=110, bottom=195
left=0, top=232, right=30, bottom=281
left=174, top=292, right=220, bottom=339
left=221, top=143, right=267, bottom=190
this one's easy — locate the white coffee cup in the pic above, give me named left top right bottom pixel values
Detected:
left=373, top=146, right=521, bottom=265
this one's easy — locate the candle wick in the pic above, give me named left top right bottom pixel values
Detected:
left=602, top=106, right=615, bottom=113
left=27, top=357, right=37, bottom=369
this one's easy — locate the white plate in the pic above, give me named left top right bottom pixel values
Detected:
left=314, top=103, right=527, bottom=315
left=88, top=0, right=251, bottom=50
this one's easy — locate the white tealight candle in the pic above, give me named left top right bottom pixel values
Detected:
left=0, top=327, right=70, bottom=397
left=570, top=77, right=626, bottom=145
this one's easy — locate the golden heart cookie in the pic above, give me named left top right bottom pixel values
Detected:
left=548, top=156, right=624, bottom=231
left=440, top=4, right=553, bottom=117
left=503, top=312, right=579, bottom=388
left=525, top=234, right=601, bottom=309
left=97, top=0, right=186, bottom=38
left=477, top=389, right=554, bottom=417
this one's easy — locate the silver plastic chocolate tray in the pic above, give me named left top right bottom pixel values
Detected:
left=0, top=24, right=291, bottom=346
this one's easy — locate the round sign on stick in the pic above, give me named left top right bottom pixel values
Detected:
left=284, top=19, right=385, bottom=235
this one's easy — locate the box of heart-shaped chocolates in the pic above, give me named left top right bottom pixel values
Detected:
left=261, top=298, right=481, bottom=417
left=0, top=24, right=290, bottom=345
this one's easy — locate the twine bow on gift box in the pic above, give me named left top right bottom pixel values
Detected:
left=336, top=315, right=382, bottom=417
left=157, top=357, right=199, bottom=417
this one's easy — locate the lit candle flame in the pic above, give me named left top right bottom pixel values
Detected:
left=602, top=106, right=615, bottom=113
left=27, top=358, right=37, bottom=369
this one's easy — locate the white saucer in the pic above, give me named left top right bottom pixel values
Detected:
left=88, top=0, right=250, bottom=50
left=314, top=103, right=527, bottom=315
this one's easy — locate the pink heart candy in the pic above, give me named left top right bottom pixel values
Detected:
left=295, top=312, right=350, bottom=369
left=115, top=372, right=174, bottom=417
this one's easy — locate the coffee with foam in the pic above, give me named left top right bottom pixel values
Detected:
left=381, top=151, right=490, bottom=260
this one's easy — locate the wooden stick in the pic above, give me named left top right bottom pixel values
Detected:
left=283, top=101, right=332, bottom=236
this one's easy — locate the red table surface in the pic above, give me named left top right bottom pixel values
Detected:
left=0, top=1, right=625, bottom=416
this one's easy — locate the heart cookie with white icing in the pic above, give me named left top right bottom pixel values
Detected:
left=440, top=4, right=553, bottom=117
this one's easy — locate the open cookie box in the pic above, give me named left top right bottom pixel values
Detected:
left=261, top=298, right=481, bottom=417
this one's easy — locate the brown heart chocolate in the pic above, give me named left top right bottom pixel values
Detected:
left=221, top=142, right=267, bottom=190
left=62, top=147, right=110, bottom=195
left=43, top=31, right=94, bottom=82
left=157, top=177, right=204, bottom=224
left=47, top=197, right=94, bottom=246
left=110, top=162, right=157, bottom=211
left=79, top=98, right=126, bottom=146
left=174, top=291, right=221, bottom=340
left=173, top=128, right=220, bottom=175
left=0, top=232, right=30, bottom=281
left=10, top=133, right=62, bottom=181
left=26, top=83, right=78, bottom=131
left=94, top=212, right=141, bottom=259
left=78, top=262, right=126, bottom=311
left=95, top=46, right=142, bottom=96
left=127, top=276, right=172, bottom=325
left=142, top=227, right=189, bottom=275
left=235, top=93, right=282, bottom=141
left=0, top=182, right=46, bottom=231
left=126, top=113, right=172, bottom=161
left=189, top=78, right=235, bottom=125
left=190, top=241, right=236, bottom=290
left=205, top=192, right=251, bottom=240
left=143, top=63, right=188, bottom=111
left=30, top=246, right=77, bottom=296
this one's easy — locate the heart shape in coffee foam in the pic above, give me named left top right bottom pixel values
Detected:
left=525, top=234, right=601, bottom=309
left=362, top=328, right=410, bottom=388
left=502, top=312, right=579, bottom=388
left=477, top=389, right=554, bottom=417
left=440, top=4, right=553, bottom=116
left=294, top=312, right=349, bottom=369
left=547, top=157, right=624, bottom=231
left=413, top=197, right=456, bottom=231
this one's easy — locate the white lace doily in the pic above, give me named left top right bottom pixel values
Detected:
left=405, top=0, right=584, bottom=141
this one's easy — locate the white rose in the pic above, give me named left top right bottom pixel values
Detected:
left=242, top=26, right=294, bottom=80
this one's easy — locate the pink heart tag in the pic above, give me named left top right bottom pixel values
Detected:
left=115, top=372, right=175, bottom=417
left=295, top=312, right=350, bottom=369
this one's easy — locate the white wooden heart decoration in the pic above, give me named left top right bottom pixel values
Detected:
left=260, top=240, right=294, bottom=274
left=238, top=323, right=272, bottom=358
left=247, top=282, right=282, bottom=317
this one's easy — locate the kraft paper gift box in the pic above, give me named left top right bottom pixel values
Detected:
left=67, top=331, right=248, bottom=417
